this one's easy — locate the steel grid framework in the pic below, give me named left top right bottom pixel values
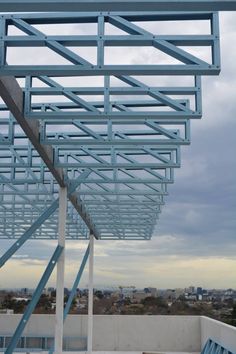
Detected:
left=0, top=9, right=224, bottom=354
left=0, top=12, right=220, bottom=76
left=0, top=11, right=220, bottom=241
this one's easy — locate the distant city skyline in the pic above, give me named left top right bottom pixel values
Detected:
left=1, top=285, right=235, bottom=292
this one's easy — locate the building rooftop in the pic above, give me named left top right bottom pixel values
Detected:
left=0, top=2, right=235, bottom=353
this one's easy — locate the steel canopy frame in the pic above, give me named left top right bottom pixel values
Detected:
left=0, top=169, right=91, bottom=267
left=0, top=10, right=221, bottom=241
left=0, top=7, right=225, bottom=354
left=0, top=76, right=100, bottom=239
left=0, top=12, right=220, bottom=77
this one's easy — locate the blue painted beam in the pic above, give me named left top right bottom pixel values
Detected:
left=4, top=35, right=216, bottom=47
left=0, top=65, right=220, bottom=76
left=26, top=86, right=200, bottom=95
left=5, top=245, right=63, bottom=354
left=26, top=111, right=199, bottom=120
left=0, top=12, right=221, bottom=21
left=0, top=1, right=235, bottom=12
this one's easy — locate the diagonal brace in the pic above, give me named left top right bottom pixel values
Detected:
left=5, top=245, right=63, bottom=354
left=0, top=169, right=91, bottom=268
left=49, top=243, right=90, bottom=354
left=0, top=76, right=99, bottom=238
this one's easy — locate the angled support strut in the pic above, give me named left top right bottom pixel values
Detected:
left=49, top=242, right=90, bottom=354
left=5, top=245, right=63, bottom=354
left=0, top=169, right=91, bottom=268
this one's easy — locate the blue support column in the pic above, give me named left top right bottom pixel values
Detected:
left=87, top=233, right=94, bottom=353
left=54, top=187, right=67, bottom=354
left=5, top=245, right=63, bottom=354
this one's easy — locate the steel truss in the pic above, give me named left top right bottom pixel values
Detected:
left=0, top=10, right=223, bottom=353
left=0, top=12, right=220, bottom=76
left=0, top=11, right=221, bottom=242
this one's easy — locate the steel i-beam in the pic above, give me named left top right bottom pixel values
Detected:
left=0, top=1, right=235, bottom=12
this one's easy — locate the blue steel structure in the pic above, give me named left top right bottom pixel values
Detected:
left=0, top=11, right=220, bottom=243
left=0, top=0, right=234, bottom=12
left=5, top=245, right=63, bottom=354
left=0, top=7, right=226, bottom=354
left=201, top=339, right=236, bottom=354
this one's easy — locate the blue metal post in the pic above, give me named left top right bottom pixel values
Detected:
left=54, top=187, right=67, bottom=354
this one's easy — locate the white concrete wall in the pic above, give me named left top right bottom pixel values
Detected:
left=2, top=315, right=236, bottom=352
left=200, top=316, right=236, bottom=352
left=0, top=314, right=87, bottom=337
left=0, top=314, right=201, bottom=352
left=93, top=315, right=201, bottom=351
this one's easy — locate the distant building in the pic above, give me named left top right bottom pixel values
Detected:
left=164, top=289, right=176, bottom=301
left=225, top=289, right=234, bottom=296
left=144, top=287, right=157, bottom=297
left=119, top=286, right=135, bottom=300
left=64, top=288, right=70, bottom=297
left=186, top=286, right=195, bottom=294
left=224, top=288, right=236, bottom=300
left=13, top=297, right=29, bottom=302
left=42, top=287, right=55, bottom=297
left=187, top=294, right=197, bottom=301
left=0, top=309, right=14, bottom=314
left=197, top=287, right=203, bottom=295
left=48, top=287, right=55, bottom=297
left=20, top=288, right=29, bottom=296
left=175, top=288, right=185, bottom=299
left=133, top=291, right=150, bottom=302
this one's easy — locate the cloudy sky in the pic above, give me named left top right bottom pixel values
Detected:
left=0, top=12, right=236, bottom=290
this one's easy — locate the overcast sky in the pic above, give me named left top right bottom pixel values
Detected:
left=0, top=12, right=236, bottom=290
